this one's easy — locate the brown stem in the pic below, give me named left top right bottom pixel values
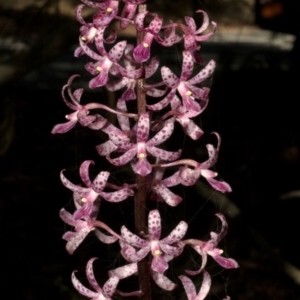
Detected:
left=134, top=4, right=152, bottom=300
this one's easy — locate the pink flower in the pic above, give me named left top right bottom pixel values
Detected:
left=59, top=208, right=97, bottom=254
left=151, top=167, right=182, bottom=207
left=179, top=133, right=232, bottom=193
left=106, top=113, right=181, bottom=176
left=74, top=3, right=118, bottom=57
left=133, top=11, right=180, bottom=63
left=72, top=258, right=120, bottom=300
left=60, top=160, right=133, bottom=219
left=184, top=214, right=239, bottom=275
left=182, top=10, right=217, bottom=63
left=51, top=75, right=107, bottom=134
left=147, top=51, right=215, bottom=114
left=120, top=209, right=188, bottom=273
left=79, top=38, right=127, bottom=88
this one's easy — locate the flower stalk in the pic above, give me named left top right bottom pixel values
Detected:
left=135, top=5, right=152, bottom=298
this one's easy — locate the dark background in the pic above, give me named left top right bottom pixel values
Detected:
left=1, top=0, right=300, bottom=299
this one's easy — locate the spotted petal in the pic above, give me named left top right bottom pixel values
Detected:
left=178, top=275, right=197, bottom=300
left=151, top=272, right=176, bottom=291
left=147, top=118, right=175, bottom=146
left=161, top=221, right=188, bottom=244
left=86, top=258, right=102, bottom=292
left=71, top=271, right=99, bottom=298
left=121, top=226, right=147, bottom=248
left=103, top=276, right=119, bottom=298
left=148, top=209, right=161, bottom=240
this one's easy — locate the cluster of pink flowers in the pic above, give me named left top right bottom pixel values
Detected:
left=53, top=1, right=238, bottom=299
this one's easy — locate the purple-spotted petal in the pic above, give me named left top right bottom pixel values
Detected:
left=71, top=271, right=99, bottom=298
left=146, top=89, right=176, bottom=111
left=108, top=41, right=127, bottom=62
left=145, top=56, right=160, bottom=78
left=79, top=160, right=94, bottom=188
left=184, top=16, right=197, bottom=32
left=79, top=38, right=102, bottom=60
left=148, top=15, right=162, bottom=34
left=136, top=113, right=150, bottom=142
left=92, top=171, right=109, bottom=192
left=121, top=226, right=147, bottom=248
left=96, top=140, right=118, bottom=156
left=152, top=183, right=182, bottom=207
left=121, top=244, right=150, bottom=262
left=102, top=276, right=119, bottom=298
left=161, top=171, right=181, bottom=187
left=66, top=226, right=94, bottom=254
left=161, top=67, right=180, bottom=88
left=160, top=243, right=184, bottom=257
left=177, top=117, right=204, bottom=140
left=116, top=100, right=130, bottom=131
left=60, top=170, right=90, bottom=194
left=100, top=187, right=133, bottom=202
left=101, top=123, right=131, bottom=147
left=147, top=118, right=175, bottom=146
left=106, top=147, right=137, bottom=166
left=179, top=165, right=201, bottom=186
left=117, top=64, right=143, bottom=79
left=151, top=272, right=177, bottom=291
left=109, top=263, right=138, bottom=279
left=86, top=258, right=102, bottom=293
left=180, top=51, right=194, bottom=81
left=178, top=276, right=197, bottom=300
left=106, top=77, right=128, bottom=91
left=188, top=60, right=216, bottom=85
left=160, top=221, right=188, bottom=244
left=146, top=146, right=181, bottom=161
left=148, top=210, right=161, bottom=240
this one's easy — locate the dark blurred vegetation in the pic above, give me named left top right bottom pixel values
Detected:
left=1, top=0, right=300, bottom=299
